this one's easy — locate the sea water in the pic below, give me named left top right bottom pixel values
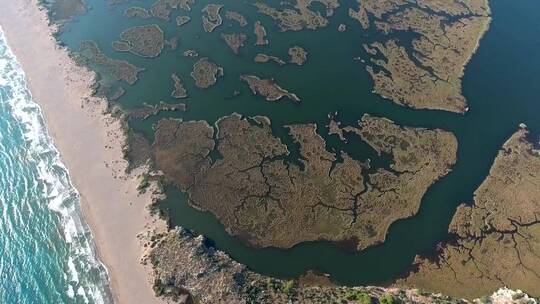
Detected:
left=0, top=28, right=111, bottom=303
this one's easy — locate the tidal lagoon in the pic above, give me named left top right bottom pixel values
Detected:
left=52, top=0, right=540, bottom=292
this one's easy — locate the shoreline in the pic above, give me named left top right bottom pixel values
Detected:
left=0, top=1, right=537, bottom=303
left=0, top=1, right=165, bottom=303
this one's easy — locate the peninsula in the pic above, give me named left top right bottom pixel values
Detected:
left=352, top=0, right=491, bottom=112
left=152, top=114, right=457, bottom=250
left=400, top=127, right=540, bottom=298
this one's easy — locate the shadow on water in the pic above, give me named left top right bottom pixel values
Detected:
left=59, top=0, right=540, bottom=285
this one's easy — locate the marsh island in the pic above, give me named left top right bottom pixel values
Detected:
left=40, top=0, right=540, bottom=301
left=202, top=4, right=224, bottom=33
left=152, top=114, right=457, bottom=250
left=221, top=33, right=247, bottom=55
left=354, top=0, right=491, bottom=112
left=240, top=75, right=300, bottom=102
left=79, top=40, right=144, bottom=85
left=254, top=0, right=340, bottom=32
left=112, top=24, right=164, bottom=58
left=190, top=57, right=223, bottom=88
left=401, top=127, right=540, bottom=298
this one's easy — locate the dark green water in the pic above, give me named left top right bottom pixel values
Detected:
left=59, top=0, right=540, bottom=285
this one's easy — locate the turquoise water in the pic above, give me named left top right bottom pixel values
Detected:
left=0, top=28, right=111, bottom=303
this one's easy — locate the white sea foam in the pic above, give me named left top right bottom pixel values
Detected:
left=67, top=285, right=75, bottom=298
left=67, top=257, right=80, bottom=283
left=0, top=27, right=111, bottom=304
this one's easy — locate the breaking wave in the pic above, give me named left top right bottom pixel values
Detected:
left=0, top=27, right=112, bottom=304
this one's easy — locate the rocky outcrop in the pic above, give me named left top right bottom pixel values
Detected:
left=144, top=227, right=537, bottom=304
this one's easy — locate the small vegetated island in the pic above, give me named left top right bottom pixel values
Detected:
left=190, top=57, right=224, bottom=88
left=124, top=7, right=151, bottom=19
left=112, top=24, right=164, bottom=58
left=288, top=46, right=308, bottom=65
left=221, top=33, right=247, bottom=55
left=240, top=75, right=300, bottom=102
left=152, top=114, right=457, bottom=250
left=254, top=53, right=286, bottom=66
left=202, top=3, right=224, bottom=33
left=225, top=10, right=248, bottom=27
left=254, top=0, right=340, bottom=31
left=128, top=102, right=186, bottom=121
left=150, top=0, right=194, bottom=20
left=254, top=20, right=269, bottom=45
left=170, top=73, right=187, bottom=99
left=176, top=15, right=190, bottom=26
left=165, top=37, right=178, bottom=50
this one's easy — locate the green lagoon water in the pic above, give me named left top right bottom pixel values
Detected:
left=58, top=0, right=540, bottom=285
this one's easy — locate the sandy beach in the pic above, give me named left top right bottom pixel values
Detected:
left=0, top=1, right=165, bottom=303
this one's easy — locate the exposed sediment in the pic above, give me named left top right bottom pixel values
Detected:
left=183, top=49, right=199, bottom=58
left=400, top=127, right=540, bottom=299
left=165, top=37, right=178, bottom=50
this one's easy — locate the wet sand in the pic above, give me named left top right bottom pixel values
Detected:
left=0, top=1, right=165, bottom=303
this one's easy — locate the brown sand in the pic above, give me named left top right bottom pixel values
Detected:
left=0, top=1, right=165, bottom=303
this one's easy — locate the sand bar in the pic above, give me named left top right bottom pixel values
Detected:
left=0, top=1, right=164, bottom=303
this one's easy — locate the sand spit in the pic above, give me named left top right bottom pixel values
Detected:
left=0, top=1, right=165, bottom=303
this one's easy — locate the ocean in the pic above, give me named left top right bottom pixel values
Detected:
left=0, top=28, right=112, bottom=303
